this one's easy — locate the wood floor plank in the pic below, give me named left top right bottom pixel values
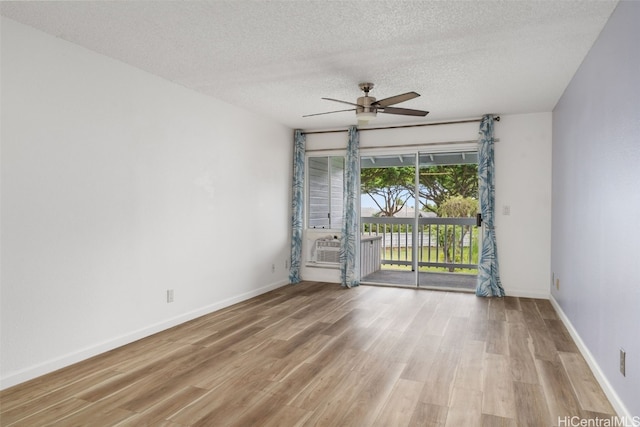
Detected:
left=453, top=340, right=485, bottom=391
left=338, top=361, right=406, bottom=427
left=488, top=298, right=507, bottom=321
left=45, top=397, right=136, bottom=426
left=275, top=362, right=325, bottom=398
left=409, top=402, right=448, bottom=427
left=535, top=358, right=584, bottom=422
left=418, top=345, right=461, bottom=406
left=401, top=335, right=442, bottom=382
left=0, top=368, right=119, bottom=424
left=114, top=385, right=209, bottom=427
left=367, top=327, right=421, bottom=364
left=287, top=352, right=360, bottom=411
left=165, top=388, right=231, bottom=425
left=8, top=397, right=91, bottom=427
left=506, top=323, right=533, bottom=359
left=527, top=326, right=559, bottom=362
left=300, top=368, right=368, bottom=426
left=373, top=378, right=424, bottom=427
left=189, top=388, right=274, bottom=427
left=0, top=282, right=617, bottom=427
left=75, top=343, right=200, bottom=403
left=109, top=351, right=224, bottom=413
left=440, top=316, right=471, bottom=349
left=509, top=355, right=539, bottom=385
left=110, top=339, right=188, bottom=374
left=468, top=316, right=489, bottom=342
left=226, top=382, right=294, bottom=427
left=519, top=298, right=547, bottom=329
left=383, top=292, right=428, bottom=332
left=421, top=309, right=450, bottom=337
left=187, top=349, right=246, bottom=389
left=503, top=296, right=522, bottom=312
left=486, top=319, right=509, bottom=355
left=481, top=413, right=518, bottom=427
left=445, top=387, right=483, bottom=427
left=258, top=405, right=312, bottom=427
left=482, top=353, right=517, bottom=419
left=513, top=381, right=553, bottom=427
left=446, top=291, right=477, bottom=318
left=543, top=319, right=580, bottom=353
left=507, top=323, right=539, bottom=384
left=558, top=352, right=616, bottom=414
left=0, top=355, right=120, bottom=411
left=505, top=308, right=525, bottom=324
left=534, top=299, right=558, bottom=320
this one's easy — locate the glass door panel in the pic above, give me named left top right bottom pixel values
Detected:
left=360, top=153, right=418, bottom=287
left=417, top=151, right=479, bottom=291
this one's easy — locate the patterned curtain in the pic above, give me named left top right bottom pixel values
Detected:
left=289, top=130, right=305, bottom=284
left=340, top=126, right=360, bottom=288
left=476, top=115, right=505, bottom=297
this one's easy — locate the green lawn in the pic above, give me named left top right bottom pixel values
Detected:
left=381, top=246, right=478, bottom=274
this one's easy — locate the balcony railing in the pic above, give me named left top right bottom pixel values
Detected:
left=361, top=216, right=478, bottom=271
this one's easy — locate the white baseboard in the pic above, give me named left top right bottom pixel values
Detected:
left=549, top=295, right=632, bottom=420
left=0, top=279, right=289, bottom=390
left=505, top=288, right=550, bottom=299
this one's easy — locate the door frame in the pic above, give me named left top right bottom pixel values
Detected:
left=359, top=143, right=478, bottom=288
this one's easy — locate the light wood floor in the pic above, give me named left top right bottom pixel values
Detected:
left=0, top=282, right=616, bottom=426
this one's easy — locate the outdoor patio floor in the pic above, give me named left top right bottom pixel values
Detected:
left=362, top=269, right=476, bottom=291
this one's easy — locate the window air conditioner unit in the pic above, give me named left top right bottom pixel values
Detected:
left=315, top=239, right=340, bottom=264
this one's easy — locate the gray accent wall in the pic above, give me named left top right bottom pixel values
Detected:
left=552, top=1, right=640, bottom=417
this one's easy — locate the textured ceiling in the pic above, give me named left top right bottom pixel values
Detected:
left=1, top=1, right=618, bottom=130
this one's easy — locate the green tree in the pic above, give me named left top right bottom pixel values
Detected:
left=438, top=195, right=478, bottom=218
left=437, top=195, right=478, bottom=271
left=416, top=164, right=478, bottom=214
left=361, top=167, right=414, bottom=217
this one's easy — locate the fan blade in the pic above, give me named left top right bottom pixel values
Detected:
left=380, top=107, right=429, bottom=117
left=303, top=108, right=356, bottom=117
left=374, top=91, right=420, bottom=107
left=322, top=97, right=363, bottom=108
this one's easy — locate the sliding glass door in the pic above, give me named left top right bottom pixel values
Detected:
left=360, top=150, right=478, bottom=290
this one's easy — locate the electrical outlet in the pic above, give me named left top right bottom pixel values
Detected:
left=167, top=289, right=174, bottom=303
left=555, top=278, right=560, bottom=290
left=271, top=263, right=275, bottom=273
left=620, top=348, right=626, bottom=376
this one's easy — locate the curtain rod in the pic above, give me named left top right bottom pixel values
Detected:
left=301, top=116, right=500, bottom=135
left=306, top=138, right=499, bottom=153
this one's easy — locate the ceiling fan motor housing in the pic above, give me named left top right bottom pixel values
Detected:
left=357, top=95, right=377, bottom=114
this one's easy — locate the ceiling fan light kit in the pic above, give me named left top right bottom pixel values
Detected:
left=356, top=111, right=377, bottom=124
left=304, top=82, right=429, bottom=124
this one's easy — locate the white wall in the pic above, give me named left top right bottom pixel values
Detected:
left=302, top=113, right=552, bottom=298
left=551, top=1, right=640, bottom=418
left=494, top=113, right=552, bottom=298
left=0, top=18, right=292, bottom=388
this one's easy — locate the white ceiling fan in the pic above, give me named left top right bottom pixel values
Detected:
left=304, top=82, right=429, bottom=124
